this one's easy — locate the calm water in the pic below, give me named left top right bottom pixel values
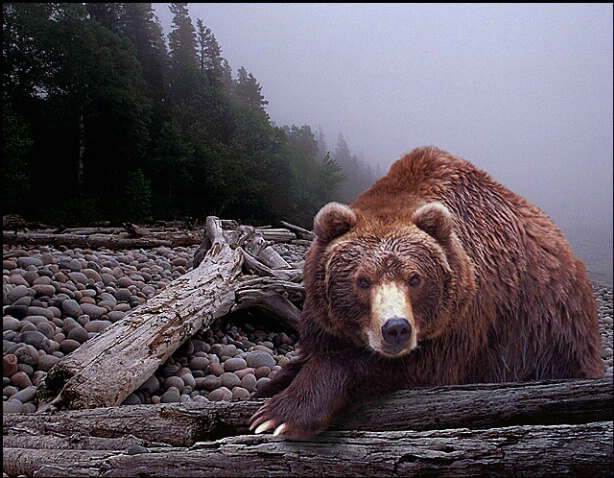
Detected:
left=562, top=226, right=613, bottom=287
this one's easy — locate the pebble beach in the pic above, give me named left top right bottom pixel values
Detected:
left=3, top=242, right=613, bottom=414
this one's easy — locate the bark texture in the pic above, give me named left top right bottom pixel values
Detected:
left=4, top=379, right=612, bottom=477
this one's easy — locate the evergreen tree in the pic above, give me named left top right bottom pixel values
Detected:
left=196, top=18, right=223, bottom=86
left=86, top=3, right=124, bottom=33
left=168, top=3, right=197, bottom=69
left=333, top=133, right=378, bottom=203
left=316, top=124, right=329, bottom=160
left=234, top=66, right=269, bottom=117
left=334, top=132, right=352, bottom=168
left=121, top=3, right=170, bottom=118
left=220, top=58, right=233, bottom=95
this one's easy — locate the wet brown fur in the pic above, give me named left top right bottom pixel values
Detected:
left=251, top=146, right=604, bottom=440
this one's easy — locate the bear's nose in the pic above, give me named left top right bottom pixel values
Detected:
left=381, top=318, right=412, bottom=346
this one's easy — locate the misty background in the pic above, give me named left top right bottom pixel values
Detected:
left=153, top=3, right=613, bottom=285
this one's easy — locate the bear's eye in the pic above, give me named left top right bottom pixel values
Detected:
left=357, top=277, right=371, bottom=289
left=408, top=273, right=422, bottom=288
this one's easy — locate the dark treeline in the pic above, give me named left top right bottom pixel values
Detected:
left=2, top=3, right=379, bottom=228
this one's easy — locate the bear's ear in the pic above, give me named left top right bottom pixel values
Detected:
left=314, top=202, right=357, bottom=243
left=412, top=202, right=454, bottom=245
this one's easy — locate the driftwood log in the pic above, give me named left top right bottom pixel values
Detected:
left=36, top=217, right=303, bottom=412
left=3, top=379, right=612, bottom=477
left=2, top=227, right=204, bottom=249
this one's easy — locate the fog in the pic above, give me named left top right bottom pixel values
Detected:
left=153, top=3, right=612, bottom=280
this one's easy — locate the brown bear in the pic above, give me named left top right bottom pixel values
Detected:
left=250, top=146, right=604, bottom=440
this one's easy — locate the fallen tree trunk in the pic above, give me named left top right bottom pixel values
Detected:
left=4, top=379, right=612, bottom=477
left=2, top=229, right=203, bottom=249
left=4, top=379, right=611, bottom=447
left=3, top=423, right=612, bottom=477
left=36, top=217, right=304, bottom=412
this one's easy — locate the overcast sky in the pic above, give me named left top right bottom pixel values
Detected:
left=152, top=3, right=613, bottom=237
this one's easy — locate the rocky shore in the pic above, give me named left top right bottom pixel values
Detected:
left=3, top=243, right=613, bottom=414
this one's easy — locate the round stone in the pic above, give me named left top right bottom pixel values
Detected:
left=220, top=372, right=241, bottom=389
left=180, top=373, right=196, bottom=389
left=4, top=305, right=29, bottom=319
left=68, top=272, right=89, bottom=285
left=38, top=354, right=61, bottom=371
left=58, top=260, right=81, bottom=272
left=246, top=351, right=276, bottom=369
left=18, top=331, right=51, bottom=355
left=3, top=400, right=24, bottom=414
left=234, top=368, right=255, bottom=380
left=115, top=288, right=132, bottom=302
left=67, top=326, right=89, bottom=343
left=9, top=274, right=30, bottom=286
left=208, top=363, right=224, bottom=376
left=160, top=390, right=181, bottom=403
left=84, top=320, right=112, bottom=333
left=256, top=377, right=271, bottom=390
left=197, top=375, right=221, bottom=391
left=62, top=299, right=83, bottom=317
left=3, top=354, right=19, bottom=376
left=116, top=277, right=134, bottom=288
left=80, top=303, right=105, bottom=320
left=13, top=342, right=40, bottom=367
left=16, top=257, right=43, bottom=268
left=27, top=306, right=55, bottom=320
left=138, top=376, right=160, bottom=394
left=231, top=387, right=250, bottom=400
left=10, top=371, right=33, bottom=389
left=32, top=284, right=57, bottom=297
left=4, top=316, right=21, bottom=332
left=165, top=376, right=185, bottom=390
left=60, top=339, right=81, bottom=354
left=223, top=357, right=247, bottom=372
left=62, top=317, right=81, bottom=334
left=36, top=321, right=56, bottom=339
left=11, top=385, right=37, bottom=403
left=189, top=357, right=210, bottom=370
left=82, top=269, right=102, bottom=282
left=101, top=273, right=116, bottom=285
left=123, top=393, right=141, bottom=405
left=208, top=387, right=232, bottom=401
left=107, top=311, right=126, bottom=322
left=221, top=344, right=238, bottom=357
left=19, top=321, right=37, bottom=333
left=240, top=373, right=258, bottom=392
left=8, top=285, right=31, bottom=303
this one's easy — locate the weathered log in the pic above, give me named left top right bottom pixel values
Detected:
left=280, top=220, right=316, bottom=241
left=2, top=230, right=203, bottom=249
left=3, top=422, right=612, bottom=477
left=36, top=217, right=243, bottom=411
left=5, top=379, right=612, bottom=477
left=35, top=217, right=306, bottom=412
left=4, top=379, right=611, bottom=448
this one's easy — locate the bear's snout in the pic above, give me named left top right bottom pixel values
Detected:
left=381, top=318, right=412, bottom=346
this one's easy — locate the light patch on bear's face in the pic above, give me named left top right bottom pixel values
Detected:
left=367, top=281, right=418, bottom=357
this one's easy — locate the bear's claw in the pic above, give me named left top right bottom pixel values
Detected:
left=253, top=419, right=276, bottom=434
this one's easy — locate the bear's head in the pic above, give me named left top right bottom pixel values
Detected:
left=307, top=201, right=476, bottom=358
